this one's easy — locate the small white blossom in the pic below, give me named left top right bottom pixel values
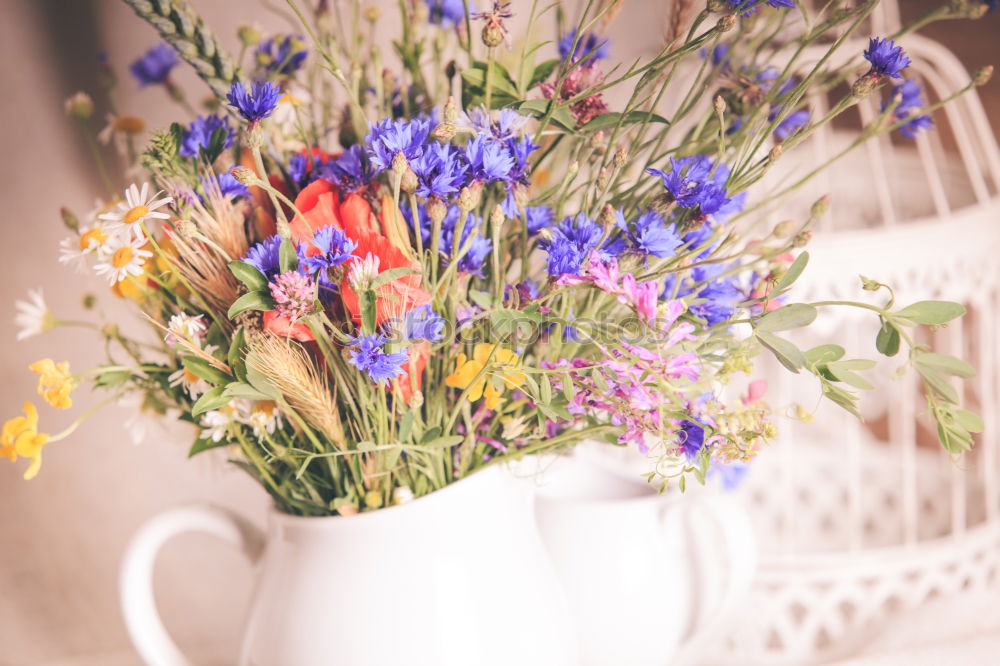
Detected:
left=99, top=182, right=172, bottom=240
left=93, top=234, right=153, bottom=285
left=347, top=252, right=380, bottom=292
left=165, top=313, right=208, bottom=347
left=14, top=289, right=56, bottom=341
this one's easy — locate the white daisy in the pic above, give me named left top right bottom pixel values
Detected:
left=93, top=234, right=153, bottom=285
left=58, top=222, right=112, bottom=272
left=271, top=88, right=311, bottom=149
left=168, top=366, right=211, bottom=399
left=200, top=403, right=244, bottom=442
left=240, top=401, right=283, bottom=439
left=165, top=313, right=208, bottom=347
left=98, top=182, right=172, bottom=239
left=117, top=393, right=180, bottom=446
left=14, top=289, right=56, bottom=341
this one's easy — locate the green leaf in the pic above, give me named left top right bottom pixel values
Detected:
left=954, top=409, right=984, bottom=433
left=756, top=331, right=806, bottom=373
left=913, top=352, right=975, bottom=379
left=420, top=426, right=442, bottom=444
left=875, top=320, right=901, bottom=357
left=222, top=381, right=273, bottom=401
left=469, top=290, right=497, bottom=309
left=369, top=267, right=419, bottom=291
left=227, top=291, right=275, bottom=319
left=279, top=238, right=298, bottom=273
left=825, top=360, right=876, bottom=391
left=894, top=301, right=966, bottom=326
left=516, top=99, right=577, bottom=132
left=540, top=374, right=553, bottom=405
left=423, top=435, right=464, bottom=448
left=822, top=382, right=861, bottom=418
left=228, top=327, right=247, bottom=383
left=805, top=344, right=845, bottom=365
left=578, top=111, right=670, bottom=133
left=229, top=261, right=268, bottom=292
left=95, top=367, right=132, bottom=390
left=189, top=436, right=229, bottom=457
left=244, top=359, right=281, bottom=400
left=398, top=411, right=415, bottom=442
left=774, top=251, right=809, bottom=292
left=562, top=374, right=576, bottom=402
left=918, top=369, right=961, bottom=404
left=181, top=356, right=232, bottom=386
left=526, top=58, right=560, bottom=90
left=756, top=303, right=817, bottom=332
left=191, top=386, right=230, bottom=417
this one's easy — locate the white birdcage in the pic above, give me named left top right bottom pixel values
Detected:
left=700, top=4, right=1000, bottom=664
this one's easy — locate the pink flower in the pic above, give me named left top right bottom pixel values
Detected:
left=269, top=271, right=316, bottom=321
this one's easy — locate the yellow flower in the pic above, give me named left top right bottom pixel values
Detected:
left=1, top=402, right=51, bottom=480
left=445, top=344, right=525, bottom=410
left=29, top=359, right=75, bottom=409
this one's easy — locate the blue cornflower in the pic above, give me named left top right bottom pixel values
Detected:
left=690, top=265, right=742, bottom=327
left=526, top=206, right=554, bottom=235
left=320, top=145, right=375, bottom=193
left=365, top=117, right=433, bottom=172
left=129, top=44, right=178, bottom=87
left=541, top=213, right=608, bottom=277
left=288, top=154, right=310, bottom=188
left=558, top=29, right=610, bottom=65
left=227, top=81, right=282, bottom=122
left=863, top=38, right=911, bottom=80
left=464, top=134, right=515, bottom=183
left=242, top=235, right=284, bottom=280
left=347, top=334, right=409, bottom=384
left=203, top=170, right=249, bottom=200
left=772, top=109, right=810, bottom=140
left=884, top=79, right=933, bottom=139
left=678, top=419, right=709, bottom=460
left=402, top=305, right=446, bottom=342
left=300, top=226, right=358, bottom=280
left=255, top=35, right=308, bottom=75
left=404, top=203, right=492, bottom=276
left=989, top=0, right=999, bottom=12
left=410, top=143, right=470, bottom=200
left=726, top=0, right=795, bottom=16
left=647, top=156, right=732, bottom=216
left=619, top=211, right=682, bottom=259
left=426, top=0, right=471, bottom=26
left=701, top=44, right=732, bottom=71
left=506, top=135, right=538, bottom=183
left=179, top=115, right=235, bottom=159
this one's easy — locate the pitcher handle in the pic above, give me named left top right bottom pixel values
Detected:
left=673, top=493, right=757, bottom=652
left=119, top=504, right=265, bottom=666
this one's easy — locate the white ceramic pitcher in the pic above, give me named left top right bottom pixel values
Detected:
left=120, top=465, right=579, bottom=666
left=533, top=455, right=757, bottom=666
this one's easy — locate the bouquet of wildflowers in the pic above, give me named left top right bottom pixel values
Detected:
left=6, top=0, right=989, bottom=514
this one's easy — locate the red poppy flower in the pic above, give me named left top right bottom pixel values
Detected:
left=263, top=310, right=315, bottom=342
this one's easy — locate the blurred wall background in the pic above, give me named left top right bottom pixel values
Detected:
left=0, top=1, right=995, bottom=664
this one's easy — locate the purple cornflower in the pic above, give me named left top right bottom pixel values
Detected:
left=227, top=81, right=282, bottom=122
left=772, top=109, right=810, bottom=140
left=463, top=134, right=515, bottom=183
left=884, top=79, right=933, bottom=139
left=320, top=145, right=374, bottom=193
left=347, top=334, right=409, bottom=384
left=426, top=0, right=471, bottom=26
left=410, top=142, right=470, bottom=199
left=558, top=29, right=610, bottom=65
left=299, top=226, right=358, bottom=280
left=270, top=271, right=316, bottom=320
left=203, top=170, right=249, bottom=200
left=726, top=0, right=795, bottom=15
left=402, top=305, right=446, bottom=342
left=989, top=0, right=999, bottom=12
left=542, top=213, right=615, bottom=277
left=129, top=44, right=178, bottom=87
left=618, top=211, right=682, bottom=259
left=242, top=235, right=284, bottom=280
left=404, top=203, right=492, bottom=275
left=526, top=206, right=554, bottom=235
left=863, top=38, right=911, bottom=80
left=647, top=156, right=733, bottom=216
left=180, top=115, right=235, bottom=159
left=365, top=116, right=433, bottom=172
left=255, top=35, right=307, bottom=75
left=702, top=44, right=732, bottom=71
left=690, top=265, right=742, bottom=327
left=677, top=419, right=710, bottom=460
left=464, top=107, right=531, bottom=141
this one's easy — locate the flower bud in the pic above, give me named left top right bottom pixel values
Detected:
left=568, top=161, right=579, bottom=178
left=364, top=6, right=381, bottom=22
left=82, top=294, right=97, bottom=310
left=348, top=252, right=381, bottom=291
left=458, top=183, right=482, bottom=211
left=237, top=24, right=262, bottom=48
left=974, top=65, right=994, bottom=87
left=512, top=183, right=529, bottom=211
left=64, top=92, right=94, bottom=120
left=176, top=220, right=198, bottom=237
left=413, top=1, right=429, bottom=23
left=408, top=390, right=424, bottom=410
left=850, top=74, right=879, bottom=100
left=433, top=122, right=457, bottom=141
left=490, top=204, right=505, bottom=229
left=597, top=167, right=611, bottom=190
left=60, top=207, right=79, bottom=232
left=245, top=122, right=264, bottom=148
left=391, top=151, right=409, bottom=178
left=772, top=220, right=796, bottom=238
left=613, top=147, right=628, bottom=168
left=443, top=96, right=458, bottom=124
left=482, top=24, right=504, bottom=48
left=427, top=198, right=448, bottom=225
left=793, top=230, right=812, bottom=248
left=707, top=0, right=729, bottom=12
left=336, top=502, right=359, bottom=517
left=276, top=218, right=292, bottom=241
left=716, top=14, right=737, bottom=32
left=400, top=167, right=418, bottom=193
left=714, top=95, right=727, bottom=114
left=768, top=144, right=783, bottom=162
left=230, top=166, right=258, bottom=186
left=860, top=275, right=881, bottom=291
left=599, top=204, right=616, bottom=231
left=590, top=130, right=607, bottom=156
left=811, top=194, right=832, bottom=218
